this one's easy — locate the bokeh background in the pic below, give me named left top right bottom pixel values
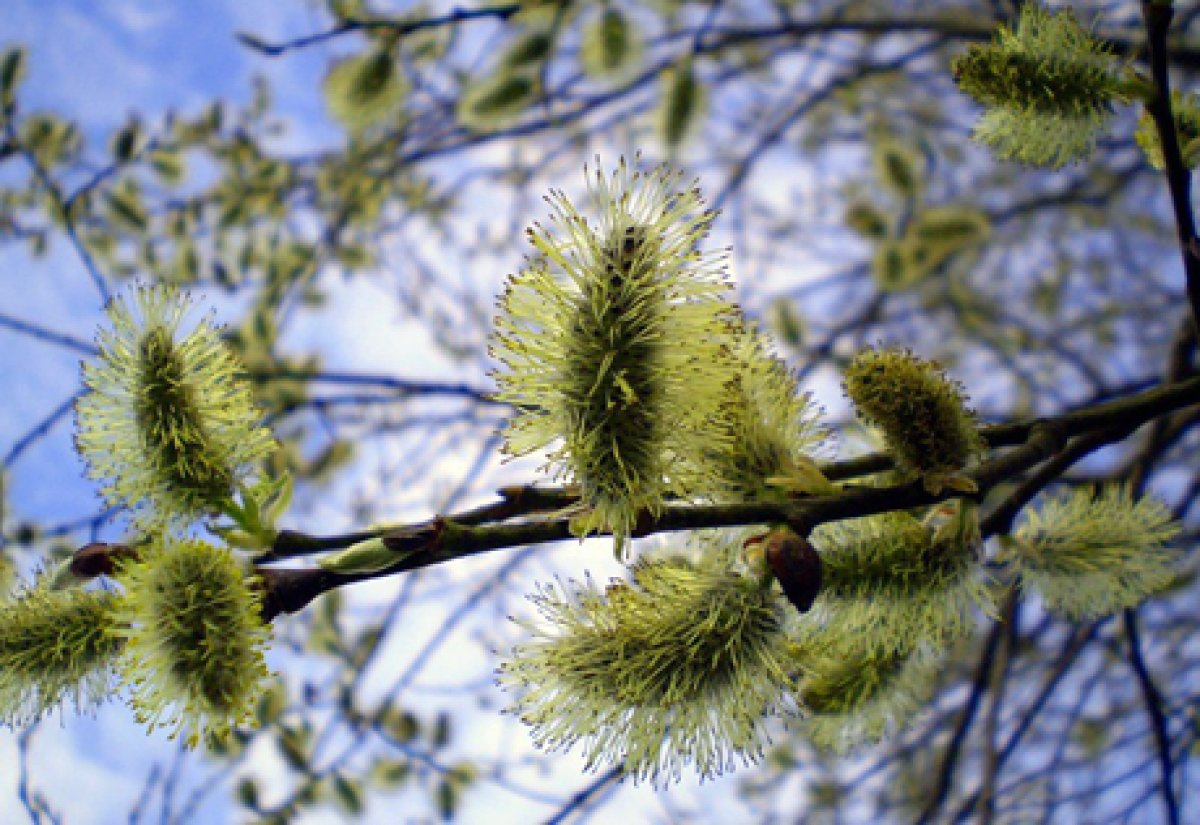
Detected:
left=3, top=1, right=1199, bottom=823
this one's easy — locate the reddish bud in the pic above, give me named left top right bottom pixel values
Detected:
left=765, top=528, right=822, bottom=613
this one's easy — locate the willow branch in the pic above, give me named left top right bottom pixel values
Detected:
left=250, top=371, right=1200, bottom=619
left=1142, top=0, right=1200, bottom=333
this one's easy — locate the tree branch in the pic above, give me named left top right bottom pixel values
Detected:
left=1142, top=0, right=1200, bottom=334
left=254, top=373, right=1200, bottom=619
left=1123, top=608, right=1180, bottom=825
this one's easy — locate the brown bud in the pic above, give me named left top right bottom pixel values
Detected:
left=69, top=542, right=135, bottom=579
left=764, top=528, right=822, bottom=613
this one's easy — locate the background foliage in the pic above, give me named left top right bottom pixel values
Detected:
left=3, top=1, right=1200, bottom=822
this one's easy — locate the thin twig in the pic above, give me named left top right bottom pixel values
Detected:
left=1123, top=609, right=1180, bottom=825
left=1142, top=0, right=1200, bottom=333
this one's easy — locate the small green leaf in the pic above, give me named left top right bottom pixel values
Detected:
left=501, top=30, right=554, bottom=70
left=324, top=48, right=407, bottom=130
left=369, top=758, right=411, bottom=788
left=150, top=148, right=185, bottom=184
left=872, top=240, right=911, bottom=291
left=110, top=121, right=142, bottom=162
left=435, top=779, right=457, bottom=821
left=332, top=774, right=365, bottom=817
left=770, top=298, right=804, bottom=348
left=457, top=72, right=537, bottom=131
left=872, top=139, right=922, bottom=199
left=306, top=439, right=355, bottom=481
left=318, top=538, right=402, bottom=575
left=106, top=184, right=148, bottom=232
left=277, top=722, right=313, bottom=770
left=235, top=777, right=260, bottom=810
left=381, top=707, right=420, bottom=743
left=659, top=57, right=705, bottom=149
left=432, top=711, right=451, bottom=749
left=582, top=10, right=640, bottom=78
left=910, top=205, right=990, bottom=249
left=256, top=679, right=288, bottom=725
left=1, top=47, right=26, bottom=107
left=845, top=201, right=890, bottom=240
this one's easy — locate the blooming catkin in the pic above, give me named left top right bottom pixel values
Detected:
left=702, top=328, right=828, bottom=502
left=75, top=285, right=274, bottom=527
left=490, top=158, right=734, bottom=552
left=810, top=512, right=993, bottom=655
left=797, top=644, right=940, bottom=753
left=0, top=583, right=121, bottom=726
left=952, top=4, right=1133, bottom=167
left=114, top=538, right=270, bottom=746
left=1013, top=485, right=1178, bottom=618
left=843, top=347, right=982, bottom=492
left=501, top=542, right=795, bottom=784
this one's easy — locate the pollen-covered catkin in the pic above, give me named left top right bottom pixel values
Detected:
left=114, top=538, right=270, bottom=746
left=952, top=4, right=1135, bottom=167
left=0, top=583, right=121, bottom=726
left=75, top=285, right=274, bottom=527
left=843, top=347, right=982, bottom=491
left=501, top=539, right=794, bottom=784
left=490, top=158, right=735, bottom=553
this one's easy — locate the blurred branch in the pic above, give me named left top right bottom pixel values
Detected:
left=235, top=5, right=522, bottom=57
left=1123, top=608, right=1180, bottom=825
left=1141, top=0, right=1200, bottom=334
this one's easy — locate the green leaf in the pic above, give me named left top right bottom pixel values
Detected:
left=110, top=121, right=142, bottom=162
left=369, top=758, right=411, bottom=788
left=149, top=148, right=186, bottom=184
left=872, top=139, right=922, bottom=199
left=457, top=72, right=537, bottom=131
left=910, top=205, right=991, bottom=250
left=501, top=29, right=554, bottom=70
left=0, top=47, right=26, bottom=107
left=332, top=774, right=365, bottom=817
left=105, top=183, right=148, bottom=232
left=872, top=240, right=911, bottom=291
left=381, top=707, right=421, bottom=743
left=582, top=10, right=640, bottom=78
left=770, top=298, right=804, bottom=348
left=324, top=48, right=407, bottom=130
left=435, top=779, right=457, bottom=821
left=256, top=679, right=288, bottom=725
left=306, top=439, right=355, bottom=482
left=432, top=711, right=451, bottom=748
left=277, top=722, right=313, bottom=771
left=660, top=57, right=705, bottom=149
left=845, top=201, right=890, bottom=240
left=318, top=538, right=402, bottom=575
left=235, top=777, right=260, bottom=810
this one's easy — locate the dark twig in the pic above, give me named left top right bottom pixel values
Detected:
left=1142, top=0, right=1200, bottom=333
left=1123, top=608, right=1181, bottom=825
left=978, top=594, right=1020, bottom=825
left=917, top=618, right=1005, bottom=825
left=235, top=5, right=522, bottom=56
left=543, top=767, right=624, bottom=825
